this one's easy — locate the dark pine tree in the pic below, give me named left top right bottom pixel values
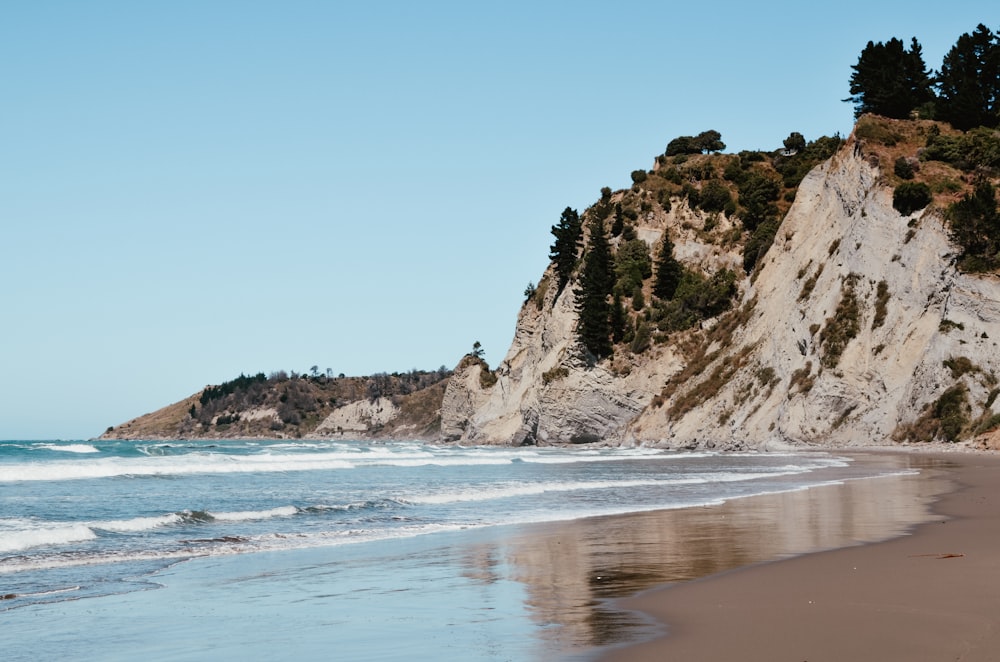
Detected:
left=936, top=24, right=1000, bottom=130
left=611, top=293, right=627, bottom=344
left=549, top=207, right=582, bottom=296
left=575, top=216, right=614, bottom=358
left=949, top=179, right=1000, bottom=268
left=652, top=229, right=683, bottom=301
left=845, top=37, right=934, bottom=119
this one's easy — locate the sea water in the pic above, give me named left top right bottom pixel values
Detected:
left=0, top=439, right=930, bottom=660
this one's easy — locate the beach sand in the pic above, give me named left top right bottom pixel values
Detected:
left=602, top=450, right=1000, bottom=662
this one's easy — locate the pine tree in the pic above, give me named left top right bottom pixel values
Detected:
left=611, top=293, right=627, bottom=344
left=949, top=179, right=1000, bottom=269
left=845, top=37, right=934, bottom=119
left=549, top=207, right=582, bottom=296
left=937, top=25, right=1000, bottom=130
left=575, top=216, right=614, bottom=358
left=652, top=229, right=683, bottom=301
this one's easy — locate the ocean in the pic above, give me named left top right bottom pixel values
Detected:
left=0, top=439, right=939, bottom=660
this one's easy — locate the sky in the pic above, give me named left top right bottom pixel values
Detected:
left=1, top=1, right=995, bottom=439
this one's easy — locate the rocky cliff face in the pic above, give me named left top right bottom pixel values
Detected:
left=441, top=132, right=1000, bottom=449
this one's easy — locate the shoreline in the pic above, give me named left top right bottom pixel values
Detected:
left=600, top=449, right=1000, bottom=661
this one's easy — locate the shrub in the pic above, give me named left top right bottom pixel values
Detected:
left=819, top=274, right=861, bottom=369
left=614, top=238, right=652, bottom=295
left=798, top=264, right=824, bottom=301
left=630, top=170, right=648, bottom=184
left=893, top=157, right=915, bottom=180
left=631, top=285, right=645, bottom=312
left=893, top=182, right=932, bottom=215
left=935, top=385, right=970, bottom=442
left=943, top=356, right=978, bottom=379
left=872, top=280, right=890, bottom=329
left=479, top=369, right=498, bottom=389
left=541, top=367, right=569, bottom=385
left=788, top=362, right=815, bottom=397
left=922, top=128, right=1000, bottom=171
left=653, top=269, right=738, bottom=333
left=854, top=116, right=901, bottom=145
left=699, top=180, right=734, bottom=214
left=630, top=321, right=652, bottom=354
left=743, top=218, right=780, bottom=274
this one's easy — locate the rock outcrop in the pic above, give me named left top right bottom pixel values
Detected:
left=441, top=130, right=1000, bottom=449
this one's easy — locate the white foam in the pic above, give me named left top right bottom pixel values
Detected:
left=0, top=523, right=97, bottom=553
left=93, top=514, right=184, bottom=533
left=0, top=454, right=356, bottom=482
left=404, top=478, right=695, bottom=505
left=36, top=444, right=100, bottom=454
left=209, top=506, right=299, bottom=522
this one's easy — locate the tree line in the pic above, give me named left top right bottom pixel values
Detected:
left=846, top=24, right=999, bottom=130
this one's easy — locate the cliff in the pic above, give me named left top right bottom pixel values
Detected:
left=441, top=119, right=1000, bottom=449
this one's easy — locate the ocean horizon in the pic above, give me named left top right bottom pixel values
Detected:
left=0, top=439, right=942, bottom=660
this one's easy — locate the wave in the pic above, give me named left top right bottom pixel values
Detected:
left=401, top=478, right=692, bottom=505
left=36, top=444, right=100, bottom=454
left=0, top=446, right=713, bottom=482
left=209, top=505, right=299, bottom=522
left=0, top=523, right=97, bottom=554
left=0, top=454, right=357, bottom=482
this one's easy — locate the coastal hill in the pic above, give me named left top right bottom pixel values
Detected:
left=103, top=368, right=450, bottom=441
left=102, top=116, right=1000, bottom=449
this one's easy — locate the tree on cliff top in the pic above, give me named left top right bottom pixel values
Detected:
left=936, top=24, right=1000, bottom=130
left=665, top=130, right=727, bottom=156
left=845, top=37, right=934, bottom=119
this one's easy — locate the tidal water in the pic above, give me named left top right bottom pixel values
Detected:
left=0, top=439, right=938, bottom=660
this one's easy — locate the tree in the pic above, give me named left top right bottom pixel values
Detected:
left=737, top=169, right=781, bottom=232
left=549, top=207, right=582, bottom=296
left=698, top=180, right=734, bottom=214
left=614, top=238, right=652, bottom=295
left=783, top=132, right=806, bottom=153
left=665, top=135, right=700, bottom=156
left=845, top=37, right=934, bottom=119
left=949, top=179, right=1000, bottom=270
left=575, top=216, right=614, bottom=358
left=936, top=24, right=1000, bottom=130
left=611, top=293, right=627, bottom=344
left=892, top=182, right=932, bottom=215
left=665, top=130, right=726, bottom=156
left=695, top=130, right=726, bottom=153
left=743, top=218, right=780, bottom=274
left=652, top=229, right=683, bottom=300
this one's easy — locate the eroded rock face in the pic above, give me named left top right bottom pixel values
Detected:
left=441, top=137, right=1000, bottom=448
left=440, top=199, right=739, bottom=446
left=631, top=141, right=1000, bottom=449
left=312, top=397, right=400, bottom=437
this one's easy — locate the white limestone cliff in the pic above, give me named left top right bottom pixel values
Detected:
left=441, top=136, right=1000, bottom=448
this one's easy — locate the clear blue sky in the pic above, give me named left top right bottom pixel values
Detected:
left=1, top=1, right=993, bottom=439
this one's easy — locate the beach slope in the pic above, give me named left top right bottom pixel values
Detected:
left=605, top=452, right=1000, bottom=661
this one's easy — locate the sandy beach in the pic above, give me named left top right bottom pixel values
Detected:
left=603, top=450, right=1000, bottom=662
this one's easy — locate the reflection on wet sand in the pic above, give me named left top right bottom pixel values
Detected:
left=458, top=454, right=952, bottom=658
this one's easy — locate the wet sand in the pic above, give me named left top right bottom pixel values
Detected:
left=602, top=451, right=1000, bottom=662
